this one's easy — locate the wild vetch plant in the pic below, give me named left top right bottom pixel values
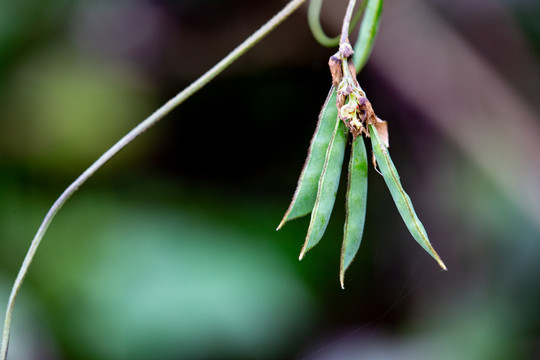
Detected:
left=1, top=0, right=445, bottom=358
left=278, top=0, right=446, bottom=289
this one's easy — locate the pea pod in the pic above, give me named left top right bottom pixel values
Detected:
left=340, top=135, right=368, bottom=288
left=369, top=124, right=447, bottom=270
left=353, top=0, right=383, bottom=73
left=299, top=118, right=347, bottom=259
left=277, top=87, right=338, bottom=230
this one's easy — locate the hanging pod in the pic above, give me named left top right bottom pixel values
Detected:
left=300, top=117, right=347, bottom=259
left=369, top=124, right=446, bottom=270
left=277, top=88, right=339, bottom=229
left=340, top=135, right=368, bottom=288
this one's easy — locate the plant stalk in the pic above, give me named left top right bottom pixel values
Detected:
left=340, top=0, right=358, bottom=47
left=0, top=0, right=306, bottom=358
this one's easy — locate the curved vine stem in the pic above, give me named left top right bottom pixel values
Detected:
left=308, top=0, right=365, bottom=47
left=0, top=0, right=307, bottom=358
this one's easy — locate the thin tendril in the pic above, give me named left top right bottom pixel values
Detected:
left=0, top=0, right=307, bottom=358
left=308, top=0, right=366, bottom=47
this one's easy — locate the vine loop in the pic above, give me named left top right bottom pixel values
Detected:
left=308, top=0, right=366, bottom=48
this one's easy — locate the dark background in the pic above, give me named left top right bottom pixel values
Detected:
left=1, top=0, right=540, bottom=359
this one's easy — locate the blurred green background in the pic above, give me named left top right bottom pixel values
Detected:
left=1, top=0, right=540, bottom=359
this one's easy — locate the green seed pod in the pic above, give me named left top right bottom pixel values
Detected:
left=340, top=135, right=368, bottom=288
left=300, top=117, right=347, bottom=259
left=369, top=124, right=446, bottom=270
left=277, top=87, right=339, bottom=230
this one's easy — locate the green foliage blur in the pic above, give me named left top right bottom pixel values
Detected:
left=1, top=0, right=540, bottom=359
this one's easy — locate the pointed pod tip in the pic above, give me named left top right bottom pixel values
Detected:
left=299, top=243, right=310, bottom=261
left=435, top=256, right=448, bottom=271
left=276, top=219, right=286, bottom=231
left=428, top=249, right=447, bottom=271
